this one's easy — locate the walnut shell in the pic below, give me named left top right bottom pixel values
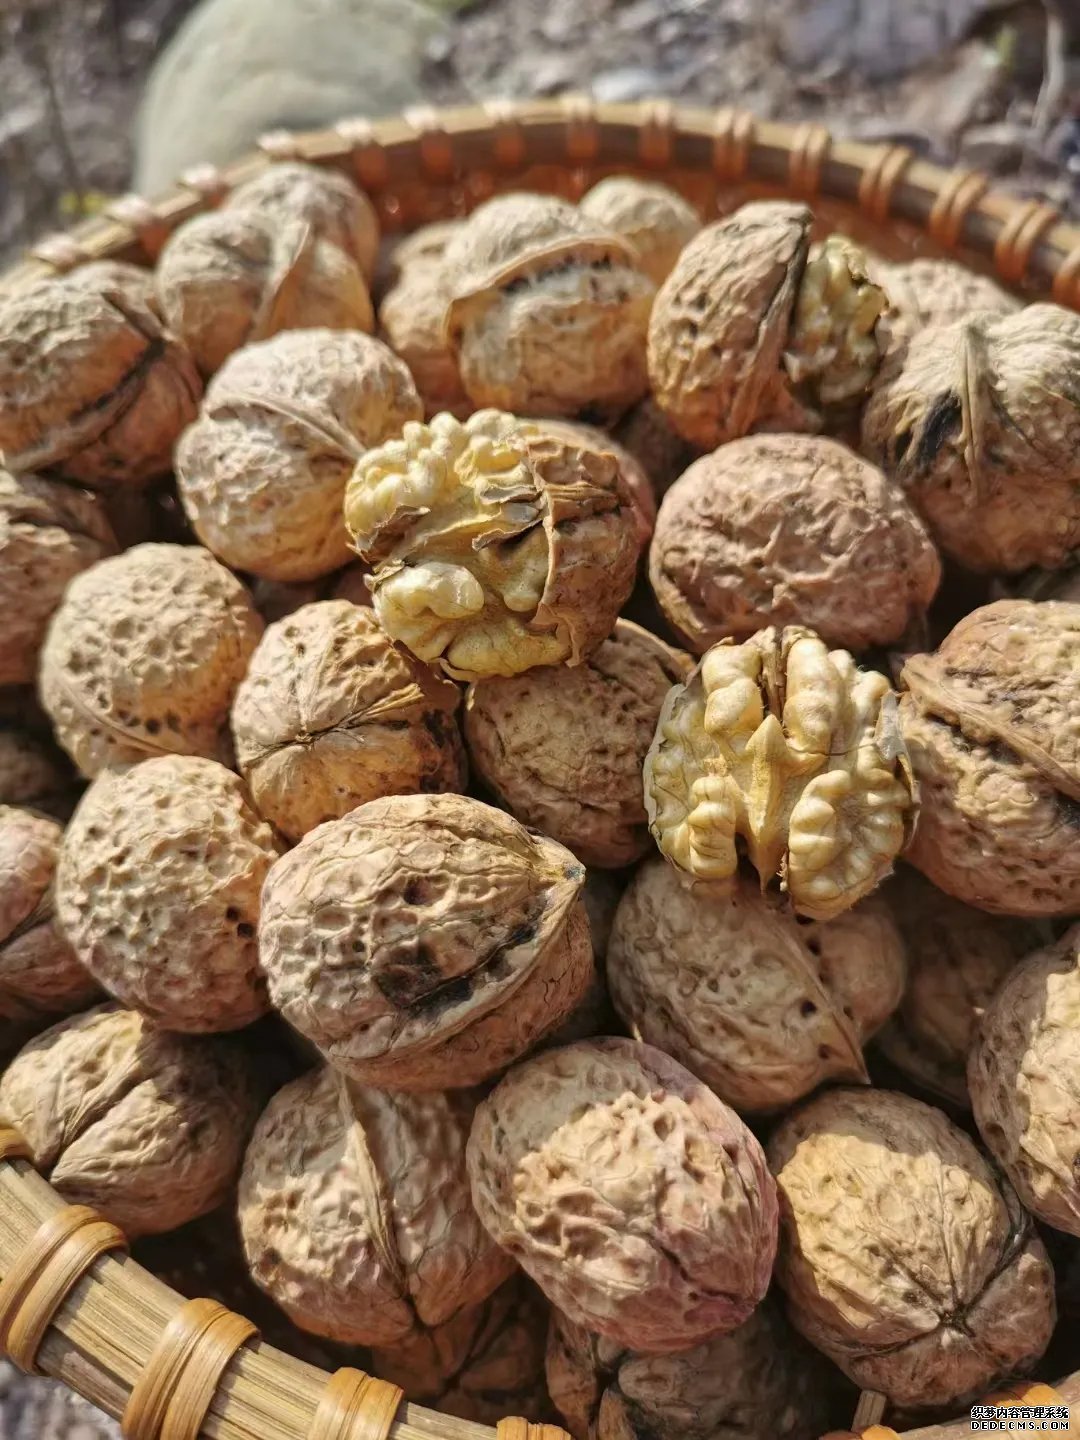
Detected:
left=156, top=209, right=374, bottom=377
left=56, top=756, right=280, bottom=1032
left=239, top=1065, right=512, bottom=1345
left=225, top=161, right=380, bottom=278
left=232, top=600, right=466, bottom=841
left=768, top=1086, right=1057, bottom=1410
left=874, top=867, right=1040, bottom=1107
left=259, top=793, right=593, bottom=1090
left=608, top=857, right=904, bottom=1113
left=871, top=257, right=1019, bottom=355
left=444, top=193, right=655, bottom=419
left=861, top=304, right=1080, bottom=572
left=39, top=542, right=263, bottom=777
left=613, top=398, right=698, bottom=505
left=375, top=218, right=464, bottom=297
left=466, top=1036, right=778, bottom=1354
left=0, top=275, right=201, bottom=490
left=176, top=329, right=421, bottom=583
left=0, top=728, right=74, bottom=816
left=0, top=467, right=117, bottom=685
left=579, top=178, right=701, bottom=286
left=529, top=419, right=656, bottom=551
left=344, top=410, right=640, bottom=681
left=647, top=203, right=886, bottom=448
left=648, top=435, right=940, bottom=654
left=64, top=259, right=159, bottom=314
left=0, top=806, right=96, bottom=1030
left=379, top=261, right=470, bottom=419
left=546, top=1296, right=836, bottom=1440
left=899, top=599, right=1080, bottom=915
left=465, top=620, right=689, bottom=867
left=0, top=1003, right=260, bottom=1237
left=644, top=626, right=915, bottom=919
left=372, top=1274, right=551, bottom=1425
left=969, top=925, right=1080, bottom=1237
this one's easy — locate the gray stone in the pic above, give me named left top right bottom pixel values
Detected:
left=133, top=0, right=461, bottom=195
left=590, top=65, right=665, bottom=103
left=960, top=120, right=1029, bottom=172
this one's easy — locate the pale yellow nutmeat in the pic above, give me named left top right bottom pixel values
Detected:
left=344, top=410, right=640, bottom=681
left=784, top=234, right=887, bottom=407
left=644, top=626, right=915, bottom=919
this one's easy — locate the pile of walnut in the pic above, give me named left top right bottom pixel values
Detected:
left=1, top=159, right=1078, bottom=1440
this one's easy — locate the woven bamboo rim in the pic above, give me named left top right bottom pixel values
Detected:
left=1, top=98, right=1079, bottom=1438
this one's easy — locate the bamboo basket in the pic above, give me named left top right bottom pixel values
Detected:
left=0, top=98, right=1078, bottom=1440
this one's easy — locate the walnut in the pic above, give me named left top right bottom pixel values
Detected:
left=64, top=259, right=159, bottom=314
left=546, top=1297, right=836, bottom=1440
left=899, top=600, right=1080, bottom=916
left=0, top=807, right=96, bottom=1033
left=176, top=329, right=421, bottom=582
left=861, top=304, right=1080, bottom=573
left=56, top=756, right=281, bottom=1032
left=530, top=419, right=656, bottom=551
left=465, top=619, right=690, bottom=867
left=375, top=217, right=464, bottom=296
left=0, top=728, right=74, bottom=816
left=613, top=398, right=698, bottom=505
left=648, top=434, right=940, bottom=654
left=579, top=177, right=701, bottom=285
left=874, top=867, right=1041, bottom=1108
left=768, top=1086, right=1057, bottom=1410
left=224, top=161, right=380, bottom=278
left=444, top=192, right=655, bottom=418
left=648, top=203, right=886, bottom=448
left=607, top=857, right=904, bottom=1113
left=0, top=1003, right=260, bottom=1237
left=969, top=925, right=1080, bottom=1237
left=0, top=467, right=117, bottom=685
left=238, top=1065, right=512, bottom=1345
left=0, top=274, right=201, bottom=490
left=39, top=542, right=263, bottom=777
left=259, top=793, right=593, bottom=1090
left=344, top=410, right=640, bottom=680
left=870, top=257, right=1019, bottom=355
left=231, top=600, right=466, bottom=841
left=372, top=1274, right=551, bottom=1425
left=644, top=627, right=915, bottom=919
left=466, top=1036, right=778, bottom=1354
left=379, top=261, right=471, bottom=418
left=156, top=209, right=374, bottom=377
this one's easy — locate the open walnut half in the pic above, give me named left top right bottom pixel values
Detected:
left=644, top=627, right=915, bottom=920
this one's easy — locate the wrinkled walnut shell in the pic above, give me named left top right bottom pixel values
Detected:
left=0, top=1003, right=260, bottom=1237
left=177, top=329, right=422, bottom=582
left=768, top=1086, right=1057, bottom=1410
left=344, top=410, right=640, bottom=681
left=225, top=160, right=380, bottom=278
left=579, top=177, right=701, bottom=285
left=870, top=256, right=1020, bottom=356
left=259, top=793, right=593, bottom=1090
left=644, top=626, right=916, bottom=919
left=57, top=756, right=281, bottom=1032
left=900, top=599, right=1080, bottom=916
left=0, top=466, right=117, bottom=685
left=607, top=857, right=904, bottom=1113
left=466, top=1036, right=778, bottom=1354
left=379, top=261, right=471, bottom=419
left=0, top=274, right=201, bottom=490
left=232, top=600, right=466, bottom=841
left=649, top=434, right=940, bottom=653
left=239, top=1065, right=512, bottom=1346
left=970, top=925, right=1080, bottom=1237
left=465, top=619, right=690, bottom=867
left=530, top=419, right=656, bottom=551
left=862, top=304, right=1080, bottom=572
left=39, top=542, right=263, bottom=777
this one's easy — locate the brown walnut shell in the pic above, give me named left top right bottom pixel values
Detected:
left=379, top=261, right=471, bottom=419
left=464, top=619, right=690, bottom=868
left=176, top=329, right=422, bottom=582
left=769, top=1086, right=1057, bottom=1410
left=613, top=398, right=698, bottom=506
left=232, top=599, right=466, bottom=841
left=259, top=793, right=593, bottom=1090
left=870, top=256, right=1020, bottom=355
left=225, top=160, right=380, bottom=278
left=39, top=542, right=263, bottom=777
left=649, top=434, right=940, bottom=654
left=0, top=467, right=117, bottom=686
left=607, top=857, right=904, bottom=1113
left=899, top=599, right=1080, bottom=916
left=969, top=925, right=1080, bottom=1237
left=0, top=274, right=201, bottom=490
left=530, top=419, right=656, bottom=551
left=466, top=1036, right=778, bottom=1355
left=238, top=1065, right=512, bottom=1347
left=861, top=304, right=1080, bottom=572
left=579, top=177, right=701, bottom=286
left=0, top=1003, right=260, bottom=1237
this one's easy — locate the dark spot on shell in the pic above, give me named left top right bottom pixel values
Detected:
left=914, top=391, right=962, bottom=471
